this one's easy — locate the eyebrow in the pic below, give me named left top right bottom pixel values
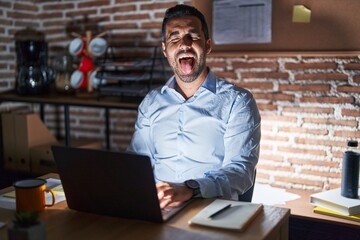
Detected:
left=167, top=28, right=200, bottom=39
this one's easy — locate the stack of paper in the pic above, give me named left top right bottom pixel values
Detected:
left=310, top=188, right=360, bottom=222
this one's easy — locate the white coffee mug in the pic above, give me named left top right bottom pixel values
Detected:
left=70, top=70, right=87, bottom=89
left=89, top=38, right=107, bottom=57
left=90, top=71, right=106, bottom=88
left=69, top=38, right=85, bottom=57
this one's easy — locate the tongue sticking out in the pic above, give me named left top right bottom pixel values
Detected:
left=179, top=57, right=194, bottom=74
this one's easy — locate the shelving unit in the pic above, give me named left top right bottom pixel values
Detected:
left=95, top=45, right=172, bottom=97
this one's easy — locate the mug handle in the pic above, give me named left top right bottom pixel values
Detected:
left=45, top=189, right=56, bottom=207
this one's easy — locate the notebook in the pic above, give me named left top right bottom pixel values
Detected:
left=51, top=146, right=191, bottom=222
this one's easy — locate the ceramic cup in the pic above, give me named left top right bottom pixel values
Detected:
left=14, top=178, right=55, bottom=212
left=79, top=56, right=94, bottom=73
left=89, top=37, right=107, bottom=57
left=69, top=37, right=85, bottom=57
left=90, top=71, right=106, bottom=88
left=70, top=70, right=87, bottom=89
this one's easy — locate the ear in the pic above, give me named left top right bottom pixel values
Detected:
left=206, top=38, right=212, bottom=55
left=161, top=42, right=167, bottom=58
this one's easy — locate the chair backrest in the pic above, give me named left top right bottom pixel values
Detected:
left=238, top=170, right=257, bottom=202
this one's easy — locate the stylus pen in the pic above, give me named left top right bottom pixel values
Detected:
left=207, top=204, right=232, bottom=219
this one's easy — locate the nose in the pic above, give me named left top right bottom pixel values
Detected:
left=179, top=34, right=192, bottom=50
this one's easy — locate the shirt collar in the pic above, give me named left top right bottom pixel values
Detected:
left=161, top=69, right=217, bottom=94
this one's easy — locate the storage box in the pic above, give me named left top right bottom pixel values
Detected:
left=14, top=112, right=57, bottom=173
left=30, top=139, right=102, bottom=175
left=1, top=112, right=17, bottom=171
left=2, top=111, right=57, bottom=173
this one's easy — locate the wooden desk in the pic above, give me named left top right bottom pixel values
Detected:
left=276, top=189, right=360, bottom=239
left=0, top=174, right=290, bottom=240
left=0, top=90, right=141, bottom=149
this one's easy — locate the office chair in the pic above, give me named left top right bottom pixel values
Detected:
left=238, top=169, right=257, bottom=202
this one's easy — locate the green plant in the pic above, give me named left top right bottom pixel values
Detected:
left=12, top=212, right=40, bottom=228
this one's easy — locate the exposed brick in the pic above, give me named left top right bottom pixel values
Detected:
left=334, top=130, right=360, bottom=138
left=207, top=61, right=227, bottom=69
left=303, top=117, right=358, bottom=127
left=337, top=85, right=360, bottom=93
left=65, top=9, right=97, bottom=18
left=280, top=84, right=330, bottom=92
left=300, top=96, right=354, bottom=104
left=299, top=169, right=340, bottom=179
left=232, top=61, right=278, bottom=70
left=213, top=71, right=236, bottom=80
left=261, top=115, right=297, bottom=123
left=288, top=157, right=339, bottom=168
left=240, top=72, right=289, bottom=80
left=103, top=23, right=138, bottom=30
left=282, top=106, right=334, bottom=114
left=78, top=0, right=110, bottom=8
left=235, top=81, right=273, bottom=90
left=260, top=154, right=284, bottom=162
left=285, top=62, right=337, bottom=70
left=262, top=134, right=289, bottom=142
left=253, top=93, right=295, bottom=102
left=102, top=5, right=136, bottom=14
left=43, top=3, right=75, bottom=11
left=114, top=13, right=150, bottom=21
left=7, top=12, right=37, bottom=19
left=341, top=108, right=360, bottom=117
left=344, top=62, right=360, bottom=70
left=257, top=103, right=277, bottom=111
left=141, top=21, right=162, bottom=29
left=278, top=146, right=327, bottom=156
left=353, top=75, right=360, bottom=83
left=295, top=73, right=348, bottom=81
left=14, top=3, right=38, bottom=12
left=295, top=137, right=346, bottom=148
left=141, top=2, right=178, bottom=11
left=279, top=127, right=329, bottom=136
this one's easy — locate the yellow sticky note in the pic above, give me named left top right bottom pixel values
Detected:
left=292, top=5, right=311, bottom=23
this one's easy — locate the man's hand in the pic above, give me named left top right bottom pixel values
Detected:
left=156, top=181, right=193, bottom=209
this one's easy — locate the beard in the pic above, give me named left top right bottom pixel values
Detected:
left=169, top=50, right=206, bottom=83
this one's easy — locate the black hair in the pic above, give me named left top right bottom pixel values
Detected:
left=161, top=4, right=209, bottom=42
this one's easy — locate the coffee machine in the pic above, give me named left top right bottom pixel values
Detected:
left=15, top=28, right=51, bottom=95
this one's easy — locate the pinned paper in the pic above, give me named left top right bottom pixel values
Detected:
left=292, top=5, right=311, bottom=23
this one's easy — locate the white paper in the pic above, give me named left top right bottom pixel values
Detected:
left=0, top=178, right=66, bottom=210
left=212, top=0, right=272, bottom=44
left=252, top=183, right=300, bottom=205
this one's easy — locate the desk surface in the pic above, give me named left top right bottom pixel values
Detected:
left=0, top=174, right=290, bottom=240
left=276, top=189, right=360, bottom=228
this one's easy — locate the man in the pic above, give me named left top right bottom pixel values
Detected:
left=128, top=4, right=261, bottom=209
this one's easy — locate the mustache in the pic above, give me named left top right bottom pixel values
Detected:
left=176, top=49, right=196, bottom=58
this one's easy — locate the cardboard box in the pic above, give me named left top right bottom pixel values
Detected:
left=14, top=112, right=57, bottom=173
left=30, top=139, right=102, bottom=175
left=1, top=112, right=17, bottom=171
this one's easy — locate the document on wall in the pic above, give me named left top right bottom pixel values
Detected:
left=212, top=0, right=272, bottom=44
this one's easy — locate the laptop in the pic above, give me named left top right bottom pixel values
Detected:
left=51, top=146, right=191, bottom=222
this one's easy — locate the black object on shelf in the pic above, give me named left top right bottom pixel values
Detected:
left=95, top=46, right=171, bottom=97
left=341, top=140, right=360, bottom=199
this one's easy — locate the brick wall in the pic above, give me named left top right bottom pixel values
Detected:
left=0, top=0, right=359, bottom=191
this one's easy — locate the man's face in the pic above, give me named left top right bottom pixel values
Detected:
left=162, top=15, right=211, bottom=83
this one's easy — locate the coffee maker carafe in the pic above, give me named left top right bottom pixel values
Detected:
left=15, top=28, right=50, bottom=95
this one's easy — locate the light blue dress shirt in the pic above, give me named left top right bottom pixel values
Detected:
left=128, top=70, right=261, bottom=200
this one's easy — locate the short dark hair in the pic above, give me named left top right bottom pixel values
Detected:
left=161, top=4, right=209, bottom=42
